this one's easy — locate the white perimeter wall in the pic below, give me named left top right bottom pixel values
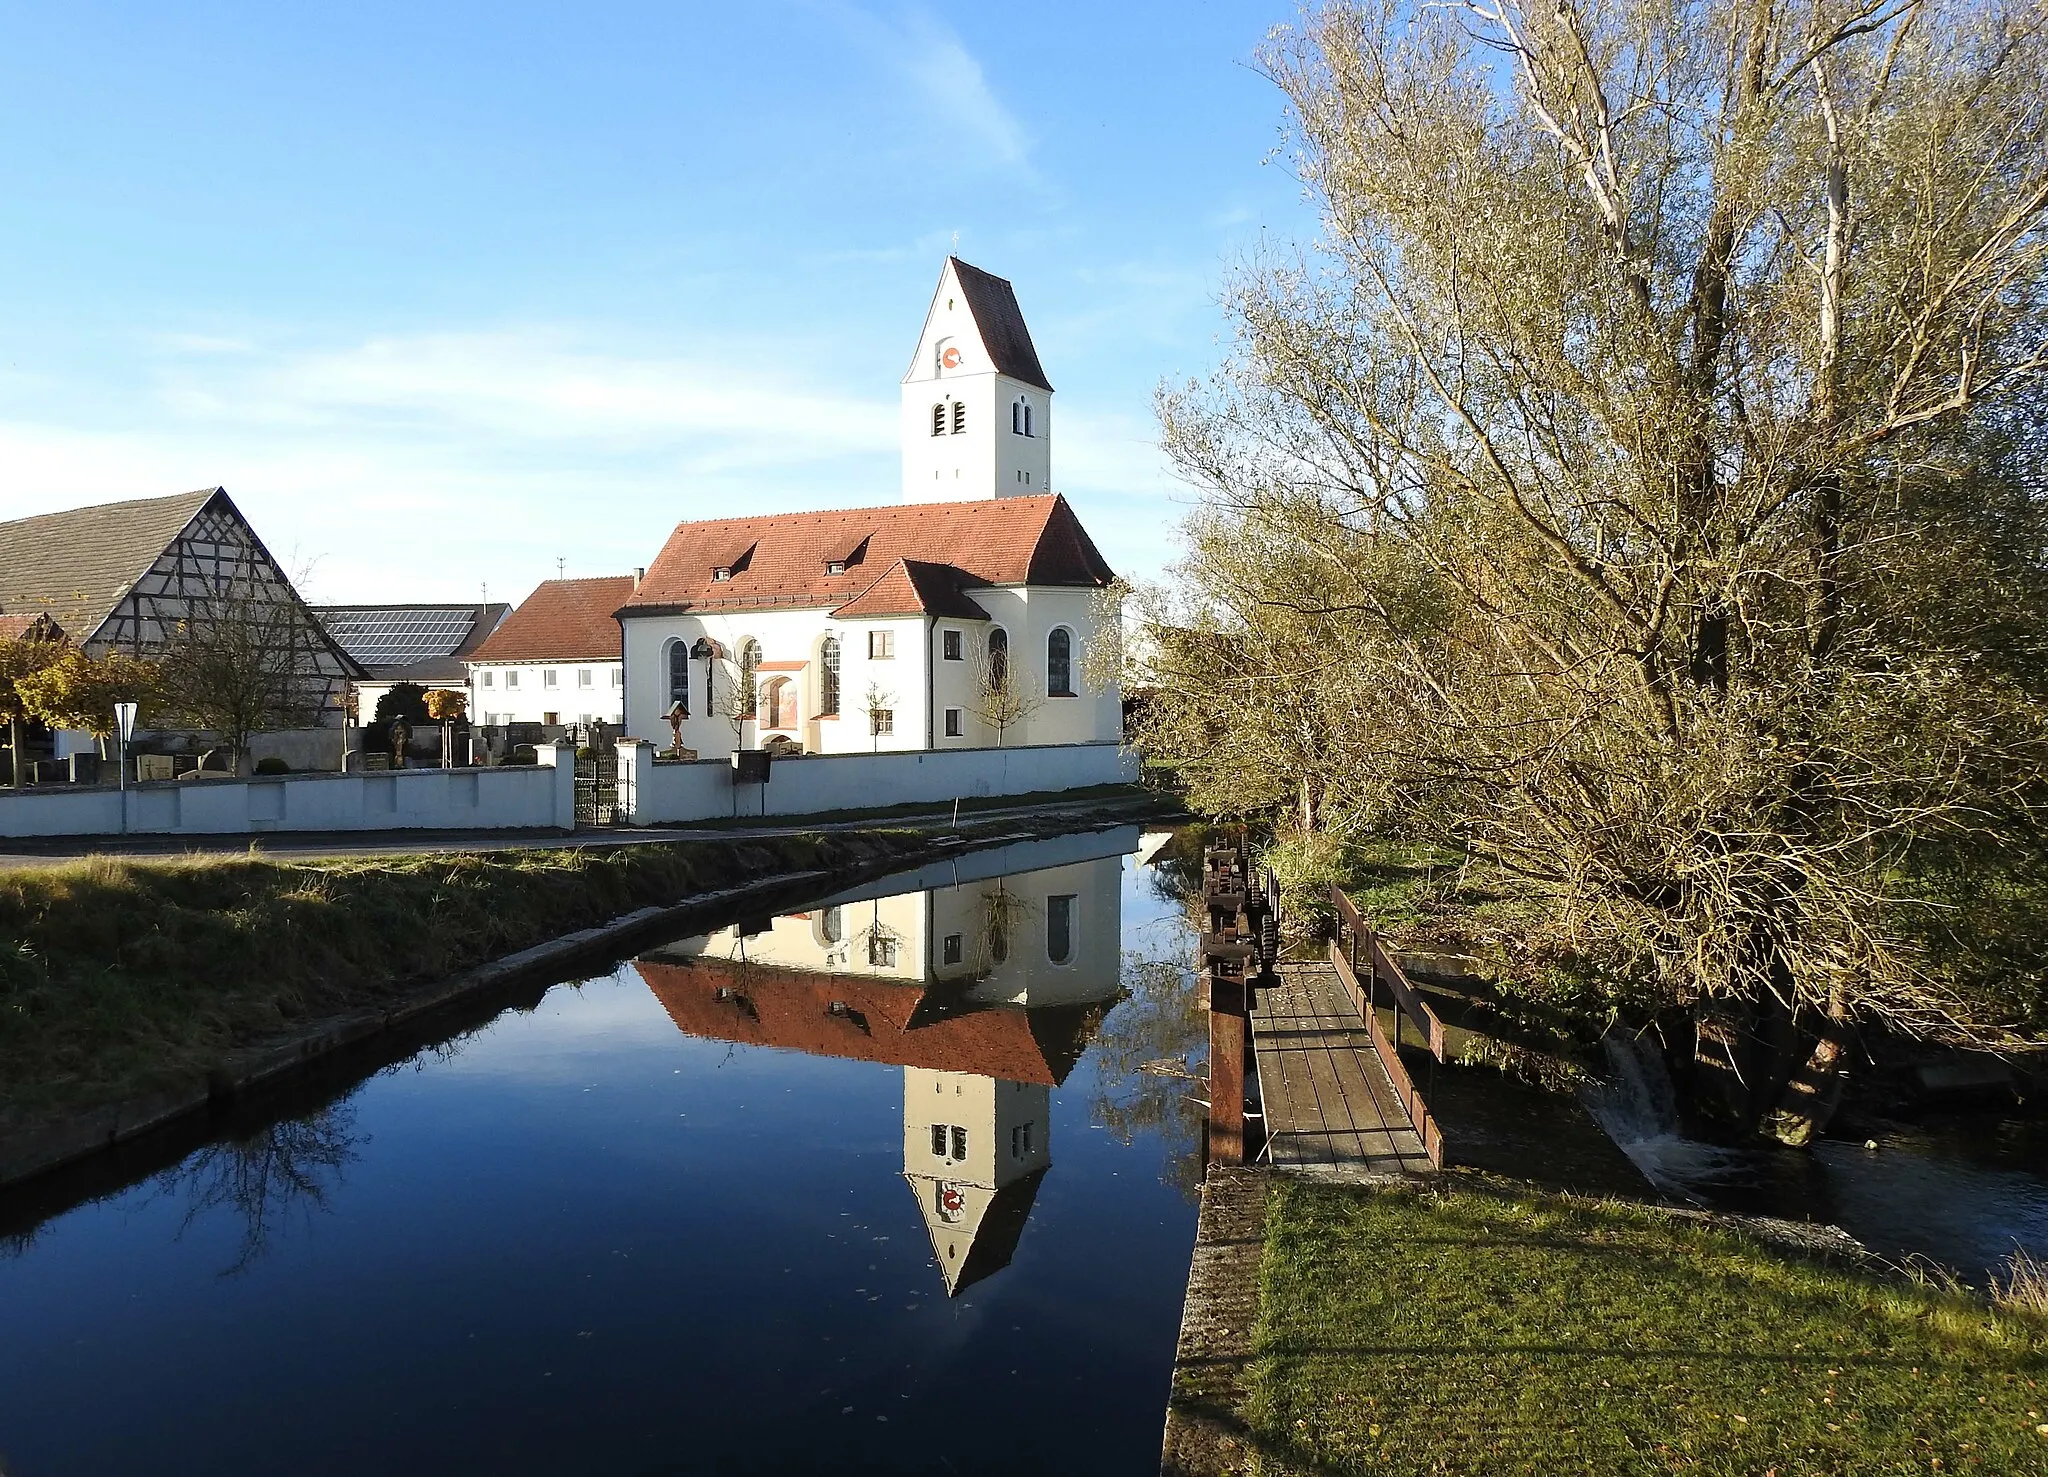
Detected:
left=617, top=739, right=1136, bottom=826
left=0, top=746, right=577, bottom=839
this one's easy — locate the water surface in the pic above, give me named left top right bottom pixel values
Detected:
left=0, top=828, right=1204, bottom=1476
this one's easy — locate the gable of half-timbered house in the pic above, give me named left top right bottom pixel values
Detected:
left=0, top=486, right=364, bottom=721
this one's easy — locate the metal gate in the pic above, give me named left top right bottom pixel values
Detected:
left=574, top=734, right=618, bottom=827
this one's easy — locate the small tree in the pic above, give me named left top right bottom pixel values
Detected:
left=0, top=635, right=65, bottom=787
left=17, top=649, right=164, bottom=760
left=424, top=688, right=467, bottom=768
left=862, top=681, right=898, bottom=752
left=965, top=649, right=1044, bottom=748
left=374, top=683, right=432, bottom=728
left=156, top=584, right=331, bottom=775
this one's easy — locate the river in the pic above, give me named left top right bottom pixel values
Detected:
left=0, top=827, right=1207, bottom=1476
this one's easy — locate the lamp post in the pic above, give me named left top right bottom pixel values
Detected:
left=114, top=700, right=138, bottom=835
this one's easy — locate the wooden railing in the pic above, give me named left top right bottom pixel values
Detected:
left=1328, top=884, right=1446, bottom=1167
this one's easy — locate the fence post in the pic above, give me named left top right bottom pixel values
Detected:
left=1204, top=835, right=1253, bottom=1167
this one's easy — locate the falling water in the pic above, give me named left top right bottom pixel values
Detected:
left=1582, top=1034, right=1752, bottom=1199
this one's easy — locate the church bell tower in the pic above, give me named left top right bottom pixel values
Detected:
left=900, top=258, right=1053, bottom=502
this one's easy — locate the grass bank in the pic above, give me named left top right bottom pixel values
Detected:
left=1242, top=1177, right=2048, bottom=1476
left=0, top=830, right=930, bottom=1124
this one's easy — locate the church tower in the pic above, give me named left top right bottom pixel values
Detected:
left=900, top=258, right=1053, bottom=502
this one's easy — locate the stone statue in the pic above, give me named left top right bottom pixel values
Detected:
left=390, top=719, right=411, bottom=770
left=665, top=701, right=686, bottom=756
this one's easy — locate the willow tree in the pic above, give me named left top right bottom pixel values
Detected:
left=1141, top=0, right=2048, bottom=1139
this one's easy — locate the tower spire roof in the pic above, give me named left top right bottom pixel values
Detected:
left=944, top=257, right=1052, bottom=392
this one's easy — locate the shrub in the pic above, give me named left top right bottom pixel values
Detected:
left=508, top=745, right=538, bottom=766
left=253, top=757, right=290, bottom=776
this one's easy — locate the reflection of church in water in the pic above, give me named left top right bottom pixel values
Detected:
left=633, top=839, right=1128, bottom=1294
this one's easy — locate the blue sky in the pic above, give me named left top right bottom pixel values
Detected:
left=0, top=2, right=1310, bottom=603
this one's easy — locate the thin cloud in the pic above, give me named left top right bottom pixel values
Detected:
left=155, top=330, right=895, bottom=463
left=811, top=2, right=1035, bottom=174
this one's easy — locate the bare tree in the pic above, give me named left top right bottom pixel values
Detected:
left=151, top=1104, right=361, bottom=1274
left=1140, top=0, right=2048, bottom=1143
left=155, top=578, right=334, bottom=774
left=862, top=680, right=898, bottom=752
left=964, top=646, right=1044, bottom=748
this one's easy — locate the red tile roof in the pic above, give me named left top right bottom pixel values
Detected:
left=622, top=494, right=1112, bottom=618
left=634, top=957, right=1095, bottom=1086
left=0, top=612, right=63, bottom=642
left=830, top=559, right=991, bottom=621
left=468, top=576, right=636, bottom=663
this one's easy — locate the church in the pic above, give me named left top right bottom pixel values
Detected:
left=616, top=259, right=1122, bottom=756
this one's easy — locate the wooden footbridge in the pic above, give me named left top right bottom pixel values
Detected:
left=1201, top=840, right=1443, bottom=1178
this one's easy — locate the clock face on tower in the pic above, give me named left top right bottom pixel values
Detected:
left=934, top=337, right=962, bottom=374
left=941, top=346, right=962, bottom=369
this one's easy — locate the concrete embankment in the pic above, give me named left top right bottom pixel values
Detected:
left=1160, top=1168, right=1269, bottom=1477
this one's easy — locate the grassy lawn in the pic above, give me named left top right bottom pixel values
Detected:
left=0, top=830, right=926, bottom=1123
left=1244, top=1178, right=2048, bottom=1476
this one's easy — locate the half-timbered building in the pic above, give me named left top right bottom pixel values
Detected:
left=0, top=487, right=364, bottom=755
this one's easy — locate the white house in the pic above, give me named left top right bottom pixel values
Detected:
left=465, top=575, right=634, bottom=729
left=617, top=258, right=1121, bottom=757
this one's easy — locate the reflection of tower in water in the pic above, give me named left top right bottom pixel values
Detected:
left=904, top=1069, right=1051, bottom=1295
left=631, top=851, right=1125, bottom=1294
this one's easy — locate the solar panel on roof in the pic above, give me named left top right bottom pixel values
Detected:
left=319, top=607, right=479, bottom=668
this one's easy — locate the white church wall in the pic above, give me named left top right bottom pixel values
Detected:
left=624, top=609, right=936, bottom=755
left=624, top=591, right=1118, bottom=756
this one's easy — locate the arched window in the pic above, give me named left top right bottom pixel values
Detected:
left=930, top=403, right=946, bottom=437
left=951, top=400, right=966, bottom=435
left=1024, top=402, right=1034, bottom=436
left=822, top=906, right=842, bottom=945
left=762, top=677, right=792, bottom=729
left=1047, top=893, right=1075, bottom=964
left=1012, top=399, right=1022, bottom=434
left=738, top=638, right=761, bottom=718
left=667, top=640, right=690, bottom=717
left=988, top=628, right=1009, bottom=691
left=819, top=636, right=841, bottom=717
left=1047, top=627, right=1073, bottom=696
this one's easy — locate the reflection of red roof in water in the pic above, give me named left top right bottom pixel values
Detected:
left=634, top=958, right=1097, bottom=1086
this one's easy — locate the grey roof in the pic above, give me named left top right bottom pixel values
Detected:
left=315, top=602, right=511, bottom=680
left=0, top=487, right=220, bottom=639
left=951, top=258, right=1053, bottom=393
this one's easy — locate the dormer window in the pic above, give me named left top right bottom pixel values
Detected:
left=713, top=566, right=733, bottom=581
left=825, top=559, right=847, bottom=576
